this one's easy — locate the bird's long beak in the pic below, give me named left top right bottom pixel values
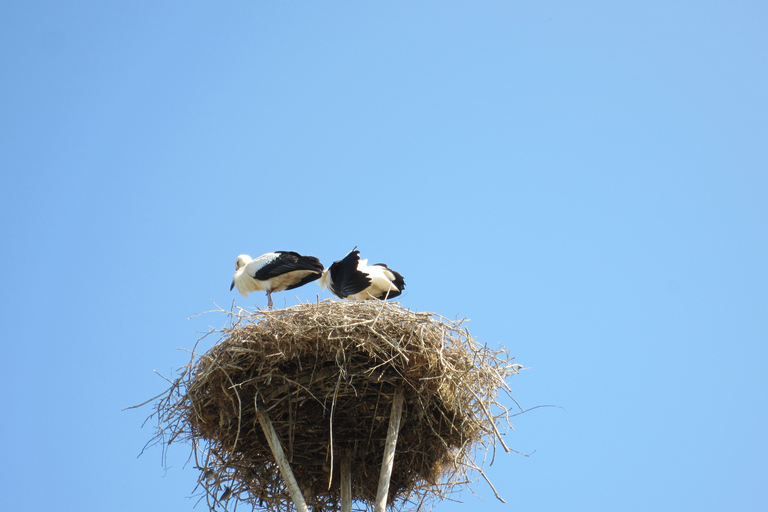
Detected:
left=230, top=279, right=235, bottom=291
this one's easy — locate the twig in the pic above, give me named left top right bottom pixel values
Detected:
left=255, top=397, right=309, bottom=512
left=374, top=386, right=404, bottom=512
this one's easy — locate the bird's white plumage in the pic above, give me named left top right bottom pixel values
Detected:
left=231, top=252, right=323, bottom=308
left=348, top=259, right=401, bottom=300
left=318, top=268, right=332, bottom=292
left=232, top=253, right=276, bottom=297
left=320, top=251, right=404, bottom=300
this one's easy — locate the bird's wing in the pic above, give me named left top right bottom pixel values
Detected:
left=367, top=264, right=405, bottom=299
left=248, top=251, right=323, bottom=281
left=376, top=264, right=405, bottom=293
left=330, top=250, right=372, bottom=298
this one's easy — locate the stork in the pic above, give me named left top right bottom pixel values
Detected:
left=230, top=251, right=324, bottom=308
left=319, top=248, right=405, bottom=300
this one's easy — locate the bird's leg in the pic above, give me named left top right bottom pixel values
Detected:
left=267, top=291, right=274, bottom=309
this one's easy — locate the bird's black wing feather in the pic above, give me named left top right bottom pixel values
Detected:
left=329, top=250, right=371, bottom=298
left=371, top=264, right=405, bottom=299
left=251, top=251, right=324, bottom=282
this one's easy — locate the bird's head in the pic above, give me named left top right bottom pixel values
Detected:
left=231, top=254, right=252, bottom=292
left=234, top=254, right=252, bottom=270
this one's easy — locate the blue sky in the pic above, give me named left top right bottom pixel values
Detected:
left=1, top=1, right=766, bottom=511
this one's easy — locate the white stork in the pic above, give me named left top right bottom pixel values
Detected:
left=230, top=251, right=324, bottom=308
left=319, top=248, right=405, bottom=300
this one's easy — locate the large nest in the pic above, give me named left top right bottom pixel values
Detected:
left=146, top=300, right=522, bottom=511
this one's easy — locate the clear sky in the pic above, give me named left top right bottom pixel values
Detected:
left=1, top=2, right=766, bottom=511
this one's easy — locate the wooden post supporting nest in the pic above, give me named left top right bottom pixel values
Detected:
left=255, top=399, right=310, bottom=512
left=341, top=457, right=352, bottom=512
left=374, top=387, right=405, bottom=512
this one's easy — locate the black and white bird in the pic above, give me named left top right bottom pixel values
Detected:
left=230, top=251, right=324, bottom=308
left=319, top=248, right=405, bottom=300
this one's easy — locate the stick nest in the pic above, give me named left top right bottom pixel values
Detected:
left=146, top=300, right=522, bottom=511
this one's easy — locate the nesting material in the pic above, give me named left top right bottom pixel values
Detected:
left=148, top=300, right=522, bottom=511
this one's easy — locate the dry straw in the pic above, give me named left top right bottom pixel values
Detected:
left=140, top=299, right=523, bottom=511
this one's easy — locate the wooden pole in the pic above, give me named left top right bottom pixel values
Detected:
left=255, top=399, right=310, bottom=512
left=340, top=457, right=352, bottom=512
left=373, top=387, right=405, bottom=512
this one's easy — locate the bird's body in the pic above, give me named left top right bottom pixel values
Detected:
left=320, top=248, right=405, bottom=300
left=231, top=251, right=324, bottom=308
